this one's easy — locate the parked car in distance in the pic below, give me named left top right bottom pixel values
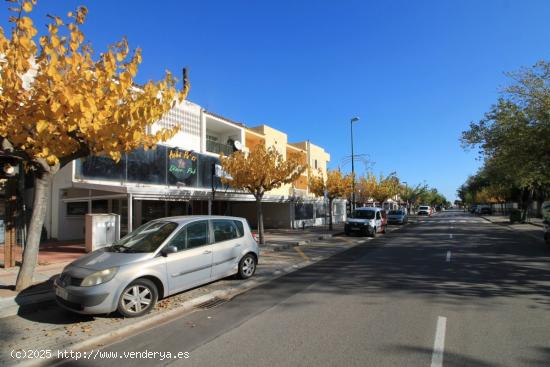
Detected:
left=469, top=205, right=478, bottom=213
left=387, top=210, right=408, bottom=224
left=417, top=205, right=431, bottom=216
left=475, top=204, right=492, bottom=215
left=54, top=216, right=260, bottom=317
left=345, top=207, right=387, bottom=237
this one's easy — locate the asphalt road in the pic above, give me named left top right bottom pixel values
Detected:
left=62, top=210, right=550, bottom=367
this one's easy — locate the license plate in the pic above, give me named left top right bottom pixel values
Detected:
left=55, top=286, right=69, bottom=300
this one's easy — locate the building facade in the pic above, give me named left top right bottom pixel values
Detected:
left=40, top=100, right=345, bottom=241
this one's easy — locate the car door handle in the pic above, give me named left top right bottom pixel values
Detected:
left=203, top=250, right=212, bottom=254
left=233, top=244, right=241, bottom=248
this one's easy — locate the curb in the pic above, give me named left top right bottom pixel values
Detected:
left=16, top=239, right=362, bottom=367
left=264, top=231, right=345, bottom=251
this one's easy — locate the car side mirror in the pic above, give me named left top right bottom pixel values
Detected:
left=161, top=245, right=178, bottom=257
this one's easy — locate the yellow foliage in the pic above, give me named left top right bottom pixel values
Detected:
left=0, top=1, right=189, bottom=167
left=220, top=144, right=307, bottom=198
left=309, top=169, right=352, bottom=201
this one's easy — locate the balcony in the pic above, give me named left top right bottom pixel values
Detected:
left=206, top=139, right=235, bottom=156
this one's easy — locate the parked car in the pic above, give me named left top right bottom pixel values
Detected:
left=387, top=210, right=408, bottom=224
left=469, top=205, right=478, bottom=213
left=54, top=216, right=260, bottom=317
left=417, top=205, right=431, bottom=216
left=345, top=207, right=387, bottom=237
left=476, top=204, right=492, bottom=215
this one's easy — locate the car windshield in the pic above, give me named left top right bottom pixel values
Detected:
left=108, top=221, right=178, bottom=253
left=389, top=210, right=403, bottom=215
left=352, top=210, right=375, bottom=219
left=420, top=206, right=429, bottom=210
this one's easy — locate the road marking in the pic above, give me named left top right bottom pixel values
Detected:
left=294, top=246, right=309, bottom=261
left=446, top=251, right=451, bottom=262
left=431, top=316, right=447, bottom=367
left=449, top=234, right=453, bottom=239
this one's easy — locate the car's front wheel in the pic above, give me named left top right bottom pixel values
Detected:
left=237, top=253, right=257, bottom=279
left=370, top=227, right=377, bottom=238
left=117, top=278, right=158, bottom=318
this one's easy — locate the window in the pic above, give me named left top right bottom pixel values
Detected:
left=168, top=227, right=187, bottom=251
left=111, top=221, right=178, bottom=253
left=376, top=212, right=381, bottom=220
left=67, top=202, right=88, bottom=216
left=212, top=220, right=239, bottom=243
left=233, top=220, right=245, bottom=237
left=92, top=200, right=108, bottom=213
left=314, top=159, right=318, bottom=169
left=186, top=221, right=210, bottom=249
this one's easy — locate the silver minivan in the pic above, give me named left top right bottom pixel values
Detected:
left=54, top=216, right=259, bottom=317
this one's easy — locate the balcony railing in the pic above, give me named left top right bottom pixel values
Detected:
left=206, top=139, right=234, bottom=156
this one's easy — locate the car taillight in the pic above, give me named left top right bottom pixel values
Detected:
left=252, top=232, right=259, bottom=242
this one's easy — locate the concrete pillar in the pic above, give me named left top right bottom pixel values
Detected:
left=127, top=193, right=133, bottom=233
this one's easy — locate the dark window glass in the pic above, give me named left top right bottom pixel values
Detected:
left=315, top=203, right=326, bottom=217
left=127, top=146, right=167, bottom=185
left=198, top=155, right=225, bottom=189
left=168, top=227, right=187, bottom=251
left=168, top=201, right=187, bottom=216
left=352, top=210, right=375, bottom=219
left=233, top=220, right=245, bottom=237
left=92, top=200, right=109, bottom=213
left=167, top=148, right=198, bottom=187
left=295, top=203, right=314, bottom=220
left=67, top=202, right=88, bottom=216
left=376, top=212, right=381, bottom=219
left=141, top=201, right=166, bottom=224
left=77, top=155, right=126, bottom=181
left=186, top=221, right=209, bottom=249
left=212, top=220, right=239, bottom=243
left=110, top=221, right=177, bottom=253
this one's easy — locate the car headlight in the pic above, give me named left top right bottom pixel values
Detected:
left=81, top=267, right=118, bottom=287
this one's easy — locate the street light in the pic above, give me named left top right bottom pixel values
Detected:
left=402, top=181, right=408, bottom=214
left=350, top=116, right=360, bottom=213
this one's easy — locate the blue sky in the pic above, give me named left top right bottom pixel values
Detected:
left=3, top=0, right=550, bottom=201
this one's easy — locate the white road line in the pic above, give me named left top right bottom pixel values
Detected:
left=431, top=316, right=447, bottom=367
left=446, top=251, right=451, bottom=262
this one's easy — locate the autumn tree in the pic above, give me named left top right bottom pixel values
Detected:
left=309, top=169, right=352, bottom=230
left=371, top=173, right=400, bottom=207
left=356, top=174, right=377, bottom=206
left=399, top=183, right=427, bottom=213
left=220, top=144, right=306, bottom=244
left=0, top=1, right=188, bottom=290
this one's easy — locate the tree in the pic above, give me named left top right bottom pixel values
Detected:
left=220, top=144, right=306, bottom=244
left=462, top=61, right=550, bottom=219
left=371, top=173, right=400, bottom=207
left=0, top=1, right=188, bottom=290
left=356, top=174, right=378, bottom=206
left=400, top=183, right=427, bottom=213
left=309, top=169, right=352, bottom=230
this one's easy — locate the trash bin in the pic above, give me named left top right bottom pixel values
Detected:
left=85, top=213, right=120, bottom=252
left=509, top=209, right=523, bottom=223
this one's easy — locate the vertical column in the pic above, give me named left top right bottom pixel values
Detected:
left=127, top=193, right=133, bottom=233
left=3, top=180, right=17, bottom=268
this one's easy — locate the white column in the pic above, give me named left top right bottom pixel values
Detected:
left=127, top=193, right=133, bottom=233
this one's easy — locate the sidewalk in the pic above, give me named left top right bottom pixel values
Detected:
left=481, top=215, right=545, bottom=227
left=0, top=234, right=370, bottom=366
left=481, top=215, right=546, bottom=242
left=0, top=224, right=348, bottom=319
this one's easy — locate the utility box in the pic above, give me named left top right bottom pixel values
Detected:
left=85, top=213, right=120, bottom=252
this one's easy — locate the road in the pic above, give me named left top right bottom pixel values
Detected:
left=64, top=210, right=550, bottom=367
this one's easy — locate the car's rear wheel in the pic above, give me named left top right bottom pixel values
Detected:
left=117, top=278, right=158, bottom=318
left=238, top=253, right=257, bottom=279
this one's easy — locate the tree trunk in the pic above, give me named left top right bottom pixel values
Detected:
left=255, top=194, right=265, bottom=245
left=328, top=198, right=333, bottom=231
left=15, top=170, right=52, bottom=291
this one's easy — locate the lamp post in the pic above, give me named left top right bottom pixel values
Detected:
left=350, top=117, right=360, bottom=213
left=402, top=181, right=408, bottom=214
